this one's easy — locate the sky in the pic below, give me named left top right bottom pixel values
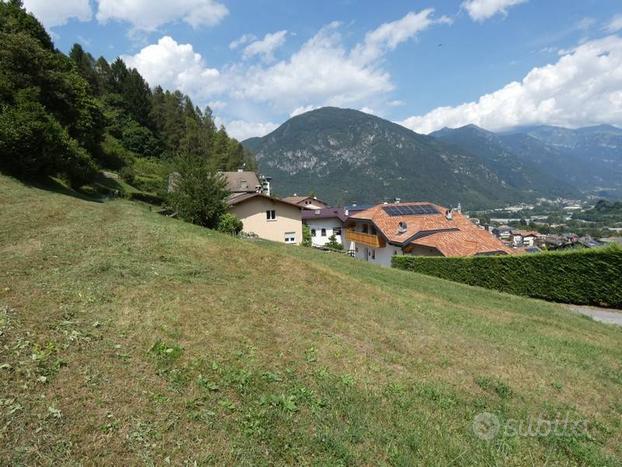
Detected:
left=22, top=0, right=622, bottom=140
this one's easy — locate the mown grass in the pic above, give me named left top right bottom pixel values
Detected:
left=1, top=174, right=621, bottom=465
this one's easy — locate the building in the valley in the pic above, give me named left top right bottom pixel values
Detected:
left=345, top=202, right=511, bottom=267
left=222, top=171, right=302, bottom=245
left=301, top=207, right=348, bottom=248
left=492, top=225, right=513, bottom=241
left=282, top=195, right=329, bottom=210
left=509, top=230, right=541, bottom=247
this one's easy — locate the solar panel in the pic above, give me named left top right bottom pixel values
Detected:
left=382, top=204, right=439, bottom=217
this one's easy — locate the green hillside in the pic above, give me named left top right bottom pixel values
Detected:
left=1, top=174, right=621, bottom=465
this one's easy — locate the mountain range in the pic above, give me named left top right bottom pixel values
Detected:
left=243, top=107, right=622, bottom=208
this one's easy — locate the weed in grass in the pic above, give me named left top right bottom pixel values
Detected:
left=150, top=341, right=183, bottom=363
left=476, top=376, right=513, bottom=400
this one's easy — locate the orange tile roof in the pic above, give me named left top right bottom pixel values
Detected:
left=349, top=202, right=511, bottom=257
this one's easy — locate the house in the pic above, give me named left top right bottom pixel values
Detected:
left=510, top=230, right=540, bottom=247
left=222, top=171, right=302, bottom=245
left=301, top=207, right=348, bottom=248
left=282, top=195, right=329, bottom=210
left=227, top=193, right=303, bottom=244
left=492, top=225, right=512, bottom=241
left=344, top=202, right=511, bottom=267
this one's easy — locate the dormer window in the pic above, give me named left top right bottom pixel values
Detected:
left=240, top=180, right=248, bottom=190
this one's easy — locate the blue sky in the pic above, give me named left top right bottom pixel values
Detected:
left=23, top=0, right=622, bottom=139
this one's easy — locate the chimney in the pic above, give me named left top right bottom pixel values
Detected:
left=237, top=168, right=244, bottom=173
left=445, top=209, right=453, bottom=221
left=394, top=197, right=401, bottom=204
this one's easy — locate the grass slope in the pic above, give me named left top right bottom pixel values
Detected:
left=1, top=174, right=621, bottom=465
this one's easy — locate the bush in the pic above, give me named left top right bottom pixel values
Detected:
left=119, top=166, right=135, bottom=184
left=325, top=233, right=343, bottom=250
left=217, top=213, right=243, bottom=235
left=392, top=246, right=622, bottom=308
left=302, top=224, right=312, bottom=247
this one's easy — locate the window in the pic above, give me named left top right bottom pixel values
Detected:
left=311, top=229, right=316, bottom=237
left=266, top=210, right=276, bottom=220
left=371, top=249, right=376, bottom=260
left=321, top=228, right=327, bottom=237
left=284, top=232, right=296, bottom=244
left=334, top=227, right=342, bottom=236
left=371, top=226, right=377, bottom=235
left=362, top=224, right=368, bottom=234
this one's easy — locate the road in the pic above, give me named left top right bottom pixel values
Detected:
left=567, top=304, right=622, bottom=326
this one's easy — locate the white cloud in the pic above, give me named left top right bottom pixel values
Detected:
left=242, top=30, right=288, bottom=62
left=604, top=14, right=622, bottom=34
left=122, top=36, right=223, bottom=97
left=123, top=10, right=449, bottom=138
left=400, top=35, right=622, bottom=134
left=22, top=0, right=91, bottom=28
left=230, top=22, right=393, bottom=109
left=352, top=9, right=451, bottom=64
left=462, top=0, right=527, bottom=22
left=225, top=120, right=278, bottom=141
left=229, top=34, right=256, bottom=50
left=290, top=105, right=317, bottom=117
left=96, top=0, right=228, bottom=31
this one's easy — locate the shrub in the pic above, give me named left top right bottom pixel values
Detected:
left=302, top=224, right=312, bottom=247
left=325, top=233, right=343, bottom=250
left=119, top=166, right=136, bottom=185
left=392, top=246, right=622, bottom=308
left=217, top=213, right=243, bottom=235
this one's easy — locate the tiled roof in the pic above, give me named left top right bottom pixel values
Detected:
left=221, top=171, right=261, bottom=193
left=282, top=196, right=328, bottom=207
left=349, top=202, right=511, bottom=257
left=511, top=230, right=541, bottom=237
left=301, top=207, right=348, bottom=223
left=227, top=192, right=302, bottom=208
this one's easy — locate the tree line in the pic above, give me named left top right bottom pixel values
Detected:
left=0, top=0, right=255, bottom=189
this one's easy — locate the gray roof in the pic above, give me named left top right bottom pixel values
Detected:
left=301, top=207, right=348, bottom=223
left=221, top=171, right=261, bottom=193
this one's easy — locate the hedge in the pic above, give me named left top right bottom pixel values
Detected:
left=392, top=246, right=622, bottom=308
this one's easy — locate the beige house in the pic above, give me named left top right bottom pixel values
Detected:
left=228, top=193, right=303, bottom=245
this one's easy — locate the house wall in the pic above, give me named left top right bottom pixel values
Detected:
left=230, top=198, right=302, bottom=245
left=353, top=243, right=403, bottom=267
left=304, top=218, right=344, bottom=247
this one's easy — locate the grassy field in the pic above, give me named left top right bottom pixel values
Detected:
left=1, top=174, right=621, bottom=465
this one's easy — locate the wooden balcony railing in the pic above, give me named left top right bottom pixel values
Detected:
left=344, top=228, right=385, bottom=248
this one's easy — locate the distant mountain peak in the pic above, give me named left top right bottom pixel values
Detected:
left=243, top=106, right=580, bottom=207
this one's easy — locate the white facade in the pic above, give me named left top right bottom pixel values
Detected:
left=306, top=218, right=344, bottom=247
left=353, top=243, right=403, bottom=267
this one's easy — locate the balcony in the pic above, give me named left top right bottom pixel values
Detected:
left=344, top=228, right=385, bottom=248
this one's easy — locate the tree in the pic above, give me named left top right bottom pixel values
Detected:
left=0, top=90, right=97, bottom=187
left=302, top=224, right=312, bottom=247
left=217, top=213, right=243, bottom=235
left=167, top=154, right=228, bottom=228
left=325, top=233, right=344, bottom=250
